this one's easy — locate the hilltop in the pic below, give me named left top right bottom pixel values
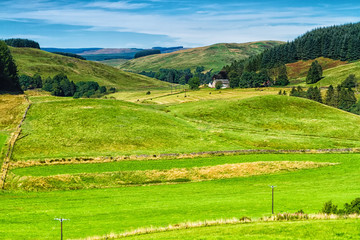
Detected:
left=10, top=47, right=170, bottom=90
left=119, top=41, right=284, bottom=72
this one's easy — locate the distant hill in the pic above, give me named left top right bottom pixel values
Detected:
left=42, top=47, right=187, bottom=61
left=10, top=47, right=170, bottom=90
left=119, top=41, right=284, bottom=73
left=41, top=48, right=102, bottom=54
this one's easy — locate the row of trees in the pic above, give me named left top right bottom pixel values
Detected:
left=289, top=74, right=359, bottom=114
left=0, top=41, right=22, bottom=92
left=53, top=52, right=86, bottom=60
left=5, top=38, right=40, bottom=49
left=19, top=74, right=43, bottom=90
left=134, top=49, right=161, bottom=59
left=42, top=73, right=112, bottom=98
left=140, top=67, right=214, bottom=85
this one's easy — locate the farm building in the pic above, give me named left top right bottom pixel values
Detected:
left=208, top=71, right=230, bottom=88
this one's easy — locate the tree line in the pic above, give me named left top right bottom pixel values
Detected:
left=222, top=22, right=360, bottom=88
left=5, top=38, right=40, bottom=49
left=140, top=67, right=214, bottom=85
left=42, top=73, right=114, bottom=98
left=53, top=52, right=86, bottom=60
left=134, top=49, right=161, bottom=59
left=287, top=74, right=360, bottom=115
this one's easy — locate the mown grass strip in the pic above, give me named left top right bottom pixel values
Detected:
left=5, top=161, right=335, bottom=191
left=74, top=214, right=360, bottom=240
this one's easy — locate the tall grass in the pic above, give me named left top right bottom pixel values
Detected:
left=5, top=161, right=334, bottom=191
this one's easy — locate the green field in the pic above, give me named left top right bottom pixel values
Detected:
left=122, top=219, right=360, bottom=240
left=1, top=153, right=360, bottom=239
left=10, top=47, right=169, bottom=90
left=120, top=42, right=284, bottom=72
left=11, top=95, right=360, bottom=161
left=108, top=88, right=279, bottom=104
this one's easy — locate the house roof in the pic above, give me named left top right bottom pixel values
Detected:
left=213, top=70, right=228, bottom=80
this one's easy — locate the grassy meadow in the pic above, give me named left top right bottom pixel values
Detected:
left=108, top=87, right=279, bottom=104
left=10, top=95, right=360, bottom=161
left=120, top=42, right=283, bottom=72
left=121, top=219, right=360, bottom=240
left=10, top=47, right=170, bottom=90
left=1, top=153, right=360, bottom=239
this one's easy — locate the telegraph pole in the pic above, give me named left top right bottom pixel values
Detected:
left=54, top=218, right=69, bottom=240
left=269, top=185, right=276, bottom=214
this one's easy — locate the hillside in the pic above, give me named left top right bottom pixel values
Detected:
left=12, top=94, right=360, bottom=161
left=119, top=41, right=284, bottom=72
left=10, top=47, right=170, bottom=90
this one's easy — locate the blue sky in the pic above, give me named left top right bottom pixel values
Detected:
left=1, top=0, right=360, bottom=48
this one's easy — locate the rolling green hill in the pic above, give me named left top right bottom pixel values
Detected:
left=10, top=47, right=170, bottom=90
left=286, top=58, right=360, bottom=87
left=11, top=94, right=360, bottom=161
left=119, top=41, right=284, bottom=72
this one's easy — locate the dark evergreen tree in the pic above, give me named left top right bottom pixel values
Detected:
left=341, top=74, right=357, bottom=89
left=306, top=60, right=323, bottom=84
left=0, top=41, right=22, bottom=92
left=274, top=65, right=289, bottom=86
left=325, top=85, right=337, bottom=107
left=338, top=87, right=357, bottom=111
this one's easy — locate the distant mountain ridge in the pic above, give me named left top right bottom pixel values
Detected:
left=42, top=46, right=186, bottom=61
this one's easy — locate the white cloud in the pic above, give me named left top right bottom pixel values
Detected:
left=1, top=1, right=360, bottom=47
left=86, top=1, right=149, bottom=10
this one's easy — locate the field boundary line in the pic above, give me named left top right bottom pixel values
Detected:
left=0, top=96, right=31, bottom=189
left=72, top=213, right=360, bottom=240
left=9, top=147, right=360, bottom=169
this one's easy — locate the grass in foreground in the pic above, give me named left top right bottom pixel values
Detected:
left=0, top=94, right=28, bottom=130
left=0, top=153, right=359, bottom=239
left=120, top=219, right=360, bottom=240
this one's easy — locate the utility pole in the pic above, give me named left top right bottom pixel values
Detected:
left=54, top=218, right=69, bottom=240
left=269, top=185, right=276, bottom=214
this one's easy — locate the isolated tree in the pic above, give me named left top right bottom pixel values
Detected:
left=274, top=65, right=289, bottom=86
left=188, top=77, right=200, bottom=90
left=0, top=41, right=22, bottom=92
left=306, top=60, right=323, bottom=84
left=215, top=81, right=222, bottom=90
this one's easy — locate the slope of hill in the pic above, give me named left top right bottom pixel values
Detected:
left=120, top=41, right=284, bottom=72
left=10, top=47, right=170, bottom=90
left=12, top=94, right=360, bottom=161
left=286, top=57, right=347, bottom=80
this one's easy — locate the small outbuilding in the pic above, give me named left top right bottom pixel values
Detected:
left=208, top=71, right=230, bottom=88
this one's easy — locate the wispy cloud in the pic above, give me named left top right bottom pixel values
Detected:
left=1, top=1, right=360, bottom=47
left=86, top=1, right=149, bottom=10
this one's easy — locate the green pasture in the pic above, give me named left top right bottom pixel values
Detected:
left=12, top=98, right=231, bottom=161
left=123, top=219, right=360, bottom=240
left=107, top=87, right=278, bottom=104
left=9, top=153, right=341, bottom=177
left=10, top=47, right=169, bottom=90
left=11, top=95, right=360, bottom=161
left=1, top=153, right=359, bottom=239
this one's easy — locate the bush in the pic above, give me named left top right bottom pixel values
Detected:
left=321, top=200, right=338, bottom=214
